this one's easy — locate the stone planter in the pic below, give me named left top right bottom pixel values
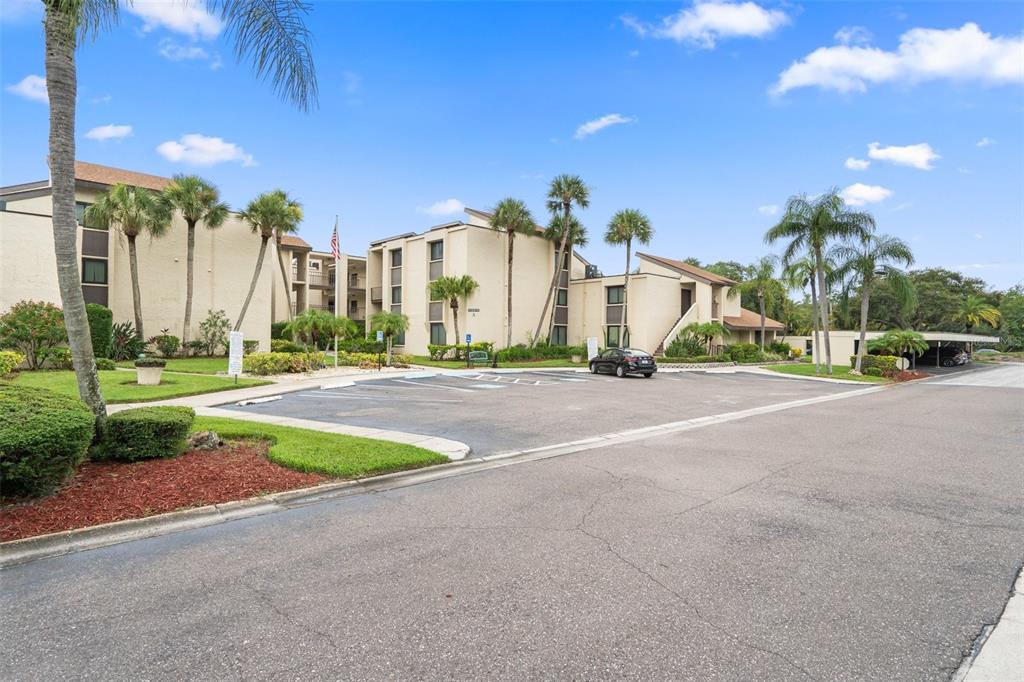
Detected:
left=571, top=354, right=582, bottom=363
left=136, top=366, right=164, bottom=386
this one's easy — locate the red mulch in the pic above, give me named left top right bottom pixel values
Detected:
left=0, top=441, right=326, bottom=542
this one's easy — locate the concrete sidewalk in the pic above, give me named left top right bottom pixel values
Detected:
left=957, top=568, right=1024, bottom=682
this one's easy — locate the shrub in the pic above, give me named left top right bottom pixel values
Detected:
left=337, top=351, right=412, bottom=367
left=724, top=343, right=763, bottom=363
left=0, top=384, right=94, bottom=497
left=0, top=350, right=25, bottom=375
left=243, top=340, right=259, bottom=355
left=666, top=334, right=705, bottom=358
left=95, top=358, right=116, bottom=370
left=429, top=342, right=495, bottom=361
left=271, top=339, right=304, bottom=353
left=270, top=321, right=289, bottom=340
left=660, top=355, right=731, bottom=364
left=86, top=303, right=113, bottom=359
left=183, top=339, right=206, bottom=357
left=134, top=357, right=166, bottom=368
left=0, top=300, right=67, bottom=370
left=243, top=351, right=327, bottom=375
left=768, top=341, right=792, bottom=356
left=111, top=321, right=146, bottom=361
left=791, top=347, right=803, bottom=358
left=95, top=407, right=195, bottom=461
left=151, top=333, right=180, bottom=358
left=42, top=347, right=74, bottom=369
left=199, top=309, right=231, bottom=356
left=854, top=355, right=900, bottom=373
left=339, top=338, right=386, bottom=354
left=863, top=367, right=883, bottom=377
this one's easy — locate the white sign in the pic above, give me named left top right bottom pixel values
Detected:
left=376, top=330, right=384, bottom=342
left=228, top=331, right=244, bottom=377
left=586, top=336, right=599, bottom=360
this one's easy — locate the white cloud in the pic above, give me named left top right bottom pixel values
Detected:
left=841, top=183, right=892, bottom=206
left=629, top=49, right=640, bottom=58
left=958, top=166, right=973, bottom=175
left=772, top=23, right=1024, bottom=95
left=342, top=71, right=362, bottom=94
left=126, top=1, right=221, bottom=40
left=844, top=157, right=871, bottom=170
left=623, top=1, right=788, bottom=49
left=85, top=124, right=133, bottom=141
left=574, top=113, right=635, bottom=140
left=6, top=74, right=47, bottom=103
left=158, top=39, right=222, bottom=69
left=974, top=233, right=983, bottom=239
left=156, top=134, right=255, bottom=166
left=867, top=141, right=940, bottom=170
left=757, top=204, right=778, bottom=216
left=834, top=25, right=872, bottom=46
left=417, top=199, right=465, bottom=217
left=91, top=94, right=112, bottom=105
left=976, top=136, right=996, bottom=147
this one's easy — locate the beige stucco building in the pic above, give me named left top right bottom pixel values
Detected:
left=273, top=238, right=367, bottom=324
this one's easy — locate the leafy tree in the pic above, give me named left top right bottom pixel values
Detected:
left=42, top=0, right=317, bottom=425
left=766, top=189, right=874, bottom=374
left=235, top=190, right=303, bottom=329
left=953, top=294, right=1001, bottom=332
left=534, top=175, right=590, bottom=344
left=428, top=275, right=479, bottom=350
left=703, top=260, right=746, bottom=283
left=161, top=175, right=229, bottom=351
left=370, top=310, right=409, bottom=366
left=0, top=301, right=67, bottom=370
left=489, top=198, right=535, bottom=349
left=998, top=285, right=1024, bottom=350
left=735, top=255, right=782, bottom=350
left=870, top=329, right=928, bottom=370
left=682, top=321, right=730, bottom=355
left=868, top=268, right=994, bottom=331
left=605, top=209, right=654, bottom=348
left=84, top=183, right=170, bottom=339
left=830, top=233, right=915, bottom=372
left=199, top=310, right=232, bottom=356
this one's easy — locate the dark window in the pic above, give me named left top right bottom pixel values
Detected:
left=430, top=323, right=446, bottom=345
left=605, top=326, right=629, bottom=348
left=606, top=286, right=624, bottom=305
left=0, top=199, right=7, bottom=211
left=551, top=325, right=567, bottom=346
left=82, top=258, right=108, bottom=284
left=391, top=249, right=403, bottom=267
left=349, top=299, right=358, bottom=312
left=82, top=285, right=108, bottom=306
left=556, top=289, right=568, bottom=306
left=391, top=286, right=402, bottom=304
left=81, top=229, right=108, bottom=257
left=429, top=240, right=443, bottom=261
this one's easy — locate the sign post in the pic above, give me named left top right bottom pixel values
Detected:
left=228, top=331, right=244, bottom=384
left=465, top=333, right=472, bottom=368
left=376, top=330, right=384, bottom=371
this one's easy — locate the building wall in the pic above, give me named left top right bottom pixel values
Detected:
left=0, top=209, right=68, bottom=309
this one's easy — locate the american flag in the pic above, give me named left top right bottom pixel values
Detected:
left=330, top=217, right=340, bottom=260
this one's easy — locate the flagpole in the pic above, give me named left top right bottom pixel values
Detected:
left=333, top=215, right=339, bottom=369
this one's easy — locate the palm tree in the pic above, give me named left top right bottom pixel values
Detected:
left=489, top=198, right=535, bottom=349
left=735, top=256, right=782, bottom=351
left=830, top=233, right=915, bottom=372
left=543, top=213, right=589, bottom=341
left=428, top=275, right=479, bottom=349
left=683, top=321, right=731, bottom=355
left=285, top=308, right=337, bottom=351
left=84, top=183, right=170, bottom=339
left=235, top=190, right=302, bottom=330
left=604, top=209, right=654, bottom=348
left=161, top=175, right=229, bottom=351
left=534, top=174, right=590, bottom=344
left=43, top=0, right=317, bottom=424
left=953, top=295, right=1001, bottom=332
left=370, top=310, right=409, bottom=366
left=766, top=190, right=875, bottom=374
left=782, top=255, right=821, bottom=373
left=871, top=329, right=928, bottom=370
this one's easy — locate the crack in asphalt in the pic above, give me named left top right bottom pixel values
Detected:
left=236, top=578, right=342, bottom=652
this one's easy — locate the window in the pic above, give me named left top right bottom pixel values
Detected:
left=429, top=240, right=443, bottom=261
left=81, top=258, right=108, bottom=285
left=430, top=323, right=446, bottom=345
left=556, top=289, right=568, bottom=306
left=605, top=326, right=629, bottom=348
left=309, top=261, right=320, bottom=270
left=551, top=325, right=567, bottom=346
left=606, top=286, right=624, bottom=305
left=75, top=201, right=104, bottom=230
left=390, top=249, right=403, bottom=267
left=349, top=299, right=358, bottom=312
left=391, top=286, right=402, bottom=304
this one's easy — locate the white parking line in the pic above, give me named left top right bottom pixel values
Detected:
left=471, top=384, right=505, bottom=389
left=296, top=392, right=464, bottom=403
left=393, top=379, right=476, bottom=393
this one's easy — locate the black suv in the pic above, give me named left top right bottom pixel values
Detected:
left=589, top=348, right=657, bottom=378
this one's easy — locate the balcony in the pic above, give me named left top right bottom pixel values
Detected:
left=349, top=274, right=365, bottom=290
left=308, top=270, right=330, bottom=288
left=290, top=303, right=334, bottom=315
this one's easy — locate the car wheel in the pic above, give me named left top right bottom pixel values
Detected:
left=615, top=365, right=626, bottom=378
left=590, top=363, right=599, bottom=374
left=643, top=373, right=653, bottom=378
left=942, top=359, right=955, bottom=367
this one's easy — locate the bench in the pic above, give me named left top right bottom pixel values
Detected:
left=467, top=350, right=489, bottom=366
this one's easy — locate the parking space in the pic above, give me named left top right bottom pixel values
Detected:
left=225, top=369, right=866, bottom=456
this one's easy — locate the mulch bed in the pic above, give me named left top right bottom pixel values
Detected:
left=0, top=441, right=327, bottom=542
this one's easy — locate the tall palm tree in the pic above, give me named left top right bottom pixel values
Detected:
left=766, top=190, right=874, bottom=374
left=370, top=310, right=409, bottom=366
left=534, top=174, right=590, bottom=344
left=84, top=183, right=170, bottom=339
left=782, top=255, right=821, bottom=373
left=543, top=213, right=589, bottom=341
left=428, top=275, right=480, bottom=348
left=604, top=209, right=654, bottom=348
left=235, top=190, right=302, bottom=330
left=43, top=0, right=317, bottom=424
left=489, top=198, right=535, bottom=349
left=161, top=175, right=229, bottom=351
left=953, top=295, right=1001, bottom=332
left=736, top=255, right=782, bottom=350
left=830, top=233, right=915, bottom=372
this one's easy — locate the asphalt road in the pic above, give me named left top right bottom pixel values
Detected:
left=2, top=366, right=1022, bottom=680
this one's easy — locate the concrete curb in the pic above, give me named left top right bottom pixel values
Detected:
left=954, top=566, right=1024, bottom=682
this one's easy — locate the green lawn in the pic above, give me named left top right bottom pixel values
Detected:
left=116, top=357, right=230, bottom=374
left=763, top=363, right=889, bottom=383
left=409, top=356, right=586, bottom=369
left=193, top=416, right=449, bottom=478
left=7, top=370, right=270, bottom=403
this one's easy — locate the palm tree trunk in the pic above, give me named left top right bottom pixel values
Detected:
left=534, top=204, right=570, bottom=344
left=451, top=299, right=460, bottom=349
left=814, top=246, right=833, bottom=374
left=854, top=285, right=871, bottom=373
left=386, top=335, right=393, bottom=366
left=619, top=240, right=631, bottom=348
left=44, top=7, right=106, bottom=424
left=182, top=220, right=196, bottom=351
left=758, top=292, right=766, bottom=351
left=127, top=235, right=144, bottom=339
left=506, top=232, right=514, bottom=349
left=235, top=236, right=269, bottom=330
left=809, top=275, right=821, bottom=375
left=276, top=238, right=293, bottom=321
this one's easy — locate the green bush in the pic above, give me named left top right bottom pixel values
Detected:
left=199, top=309, right=231, bottom=356
left=135, top=357, right=166, bottom=368
left=666, top=334, right=705, bottom=358
left=0, top=300, right=67, bottom=370
left=854, top=355, right=901, bottom=372
left=336, top=351, right=412, bottom=367
left=42, top=346, right=74, bottom=369
left=429, top=342, right=496, bottom=361
left=270, top=339, right=304, bottom=353
left=95, top=357, right=116, bottom=370
left=724, top=343, right=763, bottom=363
left=110, top=321, right=146, bottom=361
left=863, top=367, right=884, bottom=377
left=0, top=384, right=94, bottom=497
left=0, top=350, right=26, bottom=375
left=339, top=338, right=386, bottom=354
left=243, top=340, right=259, bottom=354
left=270, top=321, right=289, bottom=340
left=769, top=341, right=792, bottom=356
left=95, top=406, right=195, bottom=461
left=243, top=351, right=327, bottom=375
left=183, top=340, right=206, bottom=357
left=660, top=355, right=731, bottom=364
left=86, top=303, right=113, bottom=359
left=152, top=333, right=181, bottom=358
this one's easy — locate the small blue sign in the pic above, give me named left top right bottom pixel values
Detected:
left=376, top=330, right=384, bottom=342
left=465, top=333, right=472, bottom=344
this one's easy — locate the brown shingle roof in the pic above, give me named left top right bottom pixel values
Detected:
left=74, top=161, right=172, bottom=191
left=638, top=253, right=736, bottom=285
left=724, top=308, right=784, bottom=331
left=280, top=235, right=312, bottom=250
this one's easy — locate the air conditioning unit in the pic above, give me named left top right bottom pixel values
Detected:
left=585, top=264, right=601, bottom=279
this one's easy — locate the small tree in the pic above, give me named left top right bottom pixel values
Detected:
left=199, top=310, right=232, bottom=356
left=0, top=301, right=67, bottom=370
left=870, top=329, right=928, bottom=370
left=428, top=275, right=479, bottom=348
left=735, top=256, right=783, bottom=351
left=682, top=321, right=730, bottom=355
left=285, top=309, right=338, bottom=350
left=370, top=310, right=409, bottom=366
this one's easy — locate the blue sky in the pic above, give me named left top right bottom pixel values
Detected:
left=2, top=1, right=1022, bottom=289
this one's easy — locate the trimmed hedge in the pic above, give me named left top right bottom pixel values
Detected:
left=270, top=321, right=290, bottom=340
left=135, top=357, right=166, bottom=368
left=338, top=338, right=384, bottom=354
left=270, top=339, right=304, bottom=353
left=495, top=343, right=586, bottom=362
left=428, top=342, right=495, bottom=361
left=95, top=357, right=116, bottom=370
left=96, top=406, right=195, bottom=461
left=863, top=367, right=884, bottom=377
left=853, top=354, right=901, bottom=372
left=0, top=384, right=94, bottom=497
left=243, top=351, right=327, bottom=375
left=660, top=355, right=732, bottom=364
left=86, top=303, right=113, bottom=359
left=724, top=343, right=763, bottom=363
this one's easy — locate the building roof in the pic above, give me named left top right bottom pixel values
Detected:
left=723, top=308, right=785, bottom=331
left=637, top=253, right=737, bottom=285
left=465, top=207, right=549, bottom=237
left=280, top=235, right=312, bottom=250
left=74, top=161, right=172, bottom=191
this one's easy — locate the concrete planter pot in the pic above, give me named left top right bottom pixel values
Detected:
left=571, top=354, right=582, bottom=363
left=136, top=366, right=164, bottom=386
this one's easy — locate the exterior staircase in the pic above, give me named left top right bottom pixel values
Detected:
left=654, top=304, right=699, bottom=356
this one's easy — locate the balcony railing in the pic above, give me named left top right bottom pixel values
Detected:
left=308, top=270, right=329, bottom=287
left=290, top=303, right=334, bottom=315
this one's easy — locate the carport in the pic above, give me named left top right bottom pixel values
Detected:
left=920, top=331, right=1000, bottom=368
left=785, top=330, right=1000, bottom=367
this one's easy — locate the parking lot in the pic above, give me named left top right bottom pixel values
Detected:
left=226, top=369, right=865, bottom=455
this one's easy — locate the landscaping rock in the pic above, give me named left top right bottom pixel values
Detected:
left=188, top=430, right=223, bottom=451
